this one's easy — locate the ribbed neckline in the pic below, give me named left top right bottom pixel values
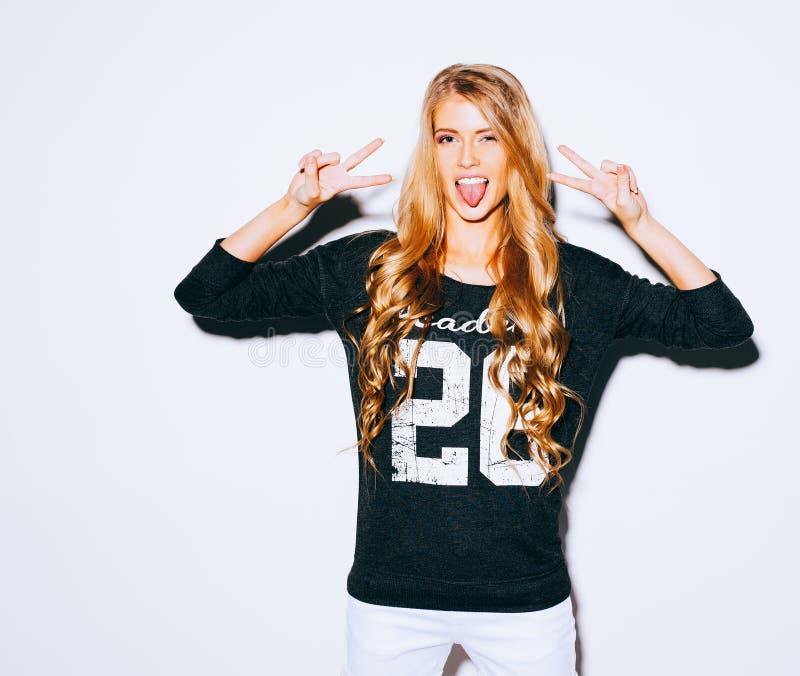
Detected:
left=441, top=273, right=497, bottom=290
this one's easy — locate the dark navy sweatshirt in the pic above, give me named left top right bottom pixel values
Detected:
left=173, top=227, right=754, bottom=612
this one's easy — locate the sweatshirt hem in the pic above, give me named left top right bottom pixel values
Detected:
left=345, top=560, right=571, bottom=613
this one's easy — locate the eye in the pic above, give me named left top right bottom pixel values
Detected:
left=435, top=134, right=496, bottom=144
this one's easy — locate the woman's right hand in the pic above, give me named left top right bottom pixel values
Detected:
left=284, top=137, right=393, bottom=214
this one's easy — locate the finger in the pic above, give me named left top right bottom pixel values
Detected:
left=297, top=148, right=323, bottom=169
left=612, top=162, right=638, bottom=194
left=556, top=144, right=599, bottom=179
left=304, top=154, right=320, bottom=199
left=627, top=166, right=639, bottom=194
left=601, top=159, right=638, bottom=193
left=547, top=171, right=593, bottom=194
left=346, top=173, right=394, bottom=190
left=616, top=164, right=631, bottom=205
left=299, top=151, right=340, bottom=172
left=342, top=137, right=384, bottom=172
left=297, top=149, right=321, bottom=168
left=600, top=159, right=620, bottom=173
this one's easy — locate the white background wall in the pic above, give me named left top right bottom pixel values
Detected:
left=1, top=1, right=796, bottom=674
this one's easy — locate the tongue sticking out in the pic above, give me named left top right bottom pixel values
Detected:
left=456, top=180, right=488, bottom=208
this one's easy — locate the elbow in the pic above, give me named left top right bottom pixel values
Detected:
left=703, top=315, right=755, bottom=349
left=173, top=283, right=238, bottom=321
left=173, top=282, right=205, bottom=316
left=728, top=314, right=755, bottom=347
left=725, top=308, right=755, bottom=347
left=173, top=283, right=192, bottom=315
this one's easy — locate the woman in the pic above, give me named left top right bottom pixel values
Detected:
left=174, top=63, right=754, bottom=675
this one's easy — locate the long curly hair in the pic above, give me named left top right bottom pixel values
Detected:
left=341, top=63, right=586, bottom=497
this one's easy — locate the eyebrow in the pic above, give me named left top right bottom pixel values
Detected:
left=433, top=127, right=495, bottom=134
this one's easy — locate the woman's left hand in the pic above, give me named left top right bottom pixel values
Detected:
left=547, top=144, right=649, bottom=234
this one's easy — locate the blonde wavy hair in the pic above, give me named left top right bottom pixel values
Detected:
left=341, top=63, right=586, bottom=497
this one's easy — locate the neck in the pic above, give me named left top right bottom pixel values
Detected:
left=443, top=222, right=501, bottom=263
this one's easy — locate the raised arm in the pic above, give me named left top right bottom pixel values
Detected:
left=173, top=139, right=392, bottom=322
left=609, top=261, right=753, bottom=349
left=610, top=215, right=753, bottom=348
left=549, top=145, right=754, bottom=349
left=174, top=232, right=343, bottom=321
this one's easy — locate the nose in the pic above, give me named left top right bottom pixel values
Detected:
left=458, top=142, right=478, bottom=168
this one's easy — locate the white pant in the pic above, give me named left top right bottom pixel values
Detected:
left=342, top=592, right=578, bottom=676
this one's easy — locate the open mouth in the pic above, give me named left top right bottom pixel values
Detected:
left=455, top=177, right=489, bottom=208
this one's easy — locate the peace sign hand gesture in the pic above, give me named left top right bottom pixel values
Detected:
left=285, top=137, right=393, bottom=215
left=547, top=144, right=649, bottom=234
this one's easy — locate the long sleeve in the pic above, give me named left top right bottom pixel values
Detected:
left=611, top=267, right=755, bottom=348
left=558, top=241, right=755, bottom=350
left=173, top=229, right=392, bottom=323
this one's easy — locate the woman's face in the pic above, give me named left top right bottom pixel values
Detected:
left=433, top=94, right=509, bottom=227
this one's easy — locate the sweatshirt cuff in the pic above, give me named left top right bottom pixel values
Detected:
left=189, top=237, right=256, bottom=283
left=211, top=236, right=257, bottom=265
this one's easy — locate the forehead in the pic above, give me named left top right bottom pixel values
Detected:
left=433, top=94, right=491, bottom=131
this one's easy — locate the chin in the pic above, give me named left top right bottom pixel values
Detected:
left=450, top=195, right=504, bottom=222
left=458, top=207, right=493, bottom=222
